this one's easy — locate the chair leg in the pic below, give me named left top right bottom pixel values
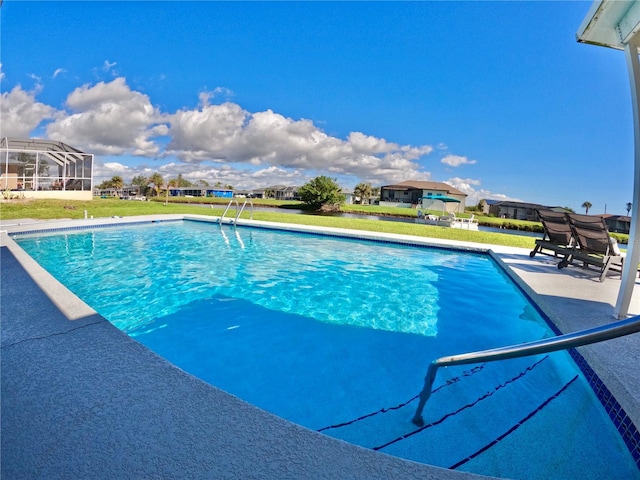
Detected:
left=599, top=258, right=613, bottom=283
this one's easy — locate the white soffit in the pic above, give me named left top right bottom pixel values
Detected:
left=577, top=0, right=640, bottom=50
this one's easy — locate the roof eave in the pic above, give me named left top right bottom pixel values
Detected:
left=577, top=0, right=640, bottom=51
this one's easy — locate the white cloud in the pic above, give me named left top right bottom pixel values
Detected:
left=446, top=176, right=520, bottom=204
left=102, top=60, right=118, bottom=72
left=0, top=85, right=57, bottom=138
left=167, top=103, right=432, bottom=185
left=53, top=68, right=66, bottom=79
left=46, top=77, right=166, bottom=156
left=2, top=73, right=433, bottom=189
left=441, top=154, right=477, bottom=167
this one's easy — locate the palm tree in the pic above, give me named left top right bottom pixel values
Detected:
left=353, top=182, right=373, bottom=204
left=109, top=176, right=124, bottom=190
left=626, top=202, right=632, bottom=216
left=582, top=201, right=592, bottom=214
left=164, top=177, right=178, bottom=205
left=148, top=172, right=164, bottom=197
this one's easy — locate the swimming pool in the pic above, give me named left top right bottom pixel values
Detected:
left=13, top=219, right=639, bottom=479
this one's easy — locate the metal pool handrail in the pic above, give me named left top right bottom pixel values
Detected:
left=412, top=315, right=640, bottom=426
left=219, top=199, right=239, bottom=224
left=233, top=200, right=253, bottom=225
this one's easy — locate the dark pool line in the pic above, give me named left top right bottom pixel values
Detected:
left=449, top=375, right=579, bottom=470
left=372, top=355, right=550, bottom=451
left=317, top=365, right=485, bottom=433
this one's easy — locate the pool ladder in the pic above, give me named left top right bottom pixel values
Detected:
left=412, top=314, right=640, bottom=426
left=219, top=199, right=253, bottom=225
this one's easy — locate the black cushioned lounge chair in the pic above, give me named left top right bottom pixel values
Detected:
left=558, top=213, right=623, bottom=282
left=529, top=209, right=574, bottom=260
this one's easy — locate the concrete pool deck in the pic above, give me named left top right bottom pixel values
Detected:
left=1, top=214, right=639, bottom=479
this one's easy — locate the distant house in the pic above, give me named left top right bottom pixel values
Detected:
left=599, top=214, right=631, bottom=234
left=479, top=199, right=501, bottom=215
left=379, top=180, right=467, bottom=213
left=94, top=185, right=143, bottom=198
left=486, top=201, right=574, bottom=220
left=488, top=201, right=546, bottom=221
left=168, top=187, right=233, bottom=198
left=341, top=189, right=354, bottom=205
left=251, top=185, right=299, bottom=200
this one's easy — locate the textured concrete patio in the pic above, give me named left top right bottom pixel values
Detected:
left=1, top=215, right=638, bottom=479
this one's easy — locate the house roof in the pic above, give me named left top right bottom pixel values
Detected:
left=598, top=214, right=632, bottom=222
left=577, top=1, right=640, bottom=52
left=262, top=185, right=298, bottom=192
left=381, top=180, right=467, bottom=197
left=490, top=200, right=546, bottom=210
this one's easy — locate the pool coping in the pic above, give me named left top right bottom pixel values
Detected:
left=2, top=214, right=639, bottom=478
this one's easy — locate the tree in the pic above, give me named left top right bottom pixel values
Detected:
left=353, top=182, right=373, bottom=204
left=175, top=174, right=193, bottom=188
left=264, top=188, right=275, bottom=199
left=195, top=179, right=210, bottom=187
left=298, top=176, right=345, bottom=211
left=626, top=202, right=632, bottom=216
left=148, top=172, right=165, bottom=197
left=581, top=201, right=592, bottom=214
left=110, top=176, right=124, bottom=190
left=96, top=176, right=124, bottom=190
left=131, top=175, right=149, bottom=195
left=131, top=175, right=148, bottom=187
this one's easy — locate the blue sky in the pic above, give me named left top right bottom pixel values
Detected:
left=0, top=1, right=634, bottom=214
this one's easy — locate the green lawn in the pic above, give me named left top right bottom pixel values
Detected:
left=1, top=198, right=538, bottom=249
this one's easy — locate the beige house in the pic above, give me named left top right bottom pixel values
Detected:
left=1, top=138, right=94, bottom=200
left=379, top=180, right=467, bottom=213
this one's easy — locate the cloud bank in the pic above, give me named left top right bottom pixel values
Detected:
left=0, top=74, right=511, bottom=201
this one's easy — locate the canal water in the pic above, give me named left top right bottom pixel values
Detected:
left=242, top=205, right=543, bottom=239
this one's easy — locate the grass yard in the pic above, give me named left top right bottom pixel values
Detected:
left=0, top=198, right=537, bottom=249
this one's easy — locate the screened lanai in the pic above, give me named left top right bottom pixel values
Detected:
left=0, top=137, right=94, bottom=200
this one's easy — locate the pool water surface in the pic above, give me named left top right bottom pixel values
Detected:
left=14, top=220, right=639, bottom=479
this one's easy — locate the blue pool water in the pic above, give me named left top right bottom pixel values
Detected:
left=14, top=220, right=639, bottom=479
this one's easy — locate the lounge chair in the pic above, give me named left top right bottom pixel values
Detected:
left=529, top=209, right=574, bottom=260
left=558, top=213, right=623, bottom=282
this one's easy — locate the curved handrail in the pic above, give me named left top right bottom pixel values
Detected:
left=219, top=199, right=238, bottom=224
left=233, top=200, right=254, bottom=225
left=412, top=315, right=640, bottom=426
